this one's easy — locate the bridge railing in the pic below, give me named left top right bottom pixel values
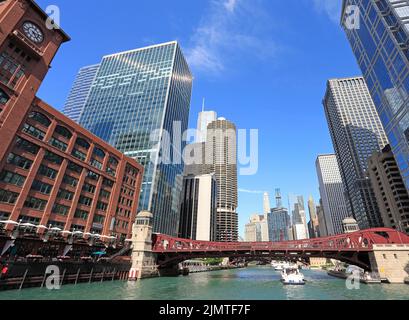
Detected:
left=152, top=228, right=409, bottom=253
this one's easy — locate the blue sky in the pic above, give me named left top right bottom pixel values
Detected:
left=35, top=0, right=361, bottom=237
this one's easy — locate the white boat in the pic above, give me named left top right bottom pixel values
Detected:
left=272, top=261, right=289, bottom=271
left=281, top=267, right=306, bottom=285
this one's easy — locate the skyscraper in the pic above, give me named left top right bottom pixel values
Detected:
left=178, top=174, right=217, bottom=241
left=307, top=196, right=319, bottom=238
left=341, top=0, right=409, bottom=192
left=268, top=189, right=290, bottom=242
left=196, top=107, right=217, bottom=143
left=317, top=203, right=328, bottom=237
left=63, top=64, right=99, bottom=123
left=244, top=214, right=268, bottom=242
left=206, top=118, right=238, bottom=242
left=289, top=195, right=309, bottom=239
left=368, top=145, right=409, bottom=234
left=263, top=192, right=271, bottom=215
left=323, top=77, right=388, bottom=229
left=78, top=41, right=193, bottom=236
left=316, top=154, right=350, bottom=235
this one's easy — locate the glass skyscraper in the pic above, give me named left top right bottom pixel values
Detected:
left=323, top=77, right=388, bottom=229
left=79, top=41, right=193, bottom=236
left=316, top=154, right=350, bottom=235
left=63, top=64, right=100, bottom=123
left=342, top=0, right=409, bottom=191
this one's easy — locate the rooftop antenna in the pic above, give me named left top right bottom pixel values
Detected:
left=202, top=98, right=205, bottom=112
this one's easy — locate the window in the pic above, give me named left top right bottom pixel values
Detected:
left=15, top=137, right=39, bottom=154
left=22, top=123, right=45, bottom=140
left=106, top=167, right=116, bottom=177
left=6, top=153, right=32, bottom=170
left=0, top=189, right=18, bottom=204
left=102, top=177, right=114, bottom=188
left=0, top=52, right=24, bottom=88
left=78, top=195, right=92, bottom=207
left=28, top=111, right=50, bottom=127
left=90, top=158, right=102, bottom=170
left=24, top=196, right=47, bottom=211
left=75, top=137, right=90, bottom=150
left=57, top=189, right=74, bottom=201
left=93, top=214, right=105, bottom=224
left=62, top=175, right=78, bottom=187
left=47, top=220, right=65, bottom=229
left=44, top=150, right=63, bottom=165
left=52, top=204, right=70, bottom=216
left=31, top=180, right=53, bottom=195
left=0, top=212, right=10, bottom=220
left=0, top=170, right=25, bottom=186
left=99, top=189, right=111, bottom=199
left=71, top=149, right=86, bottom=161
left=82, top=183, right=96, bottom=194
left=18, top=215, right=40, bottom=224
left=96, top=201, right=108, bottom=212
left=92, top=147, right=105, bottom=159
left=0, top=88, right=9, bottom=105
left=37, top=164, right=57, bottom=180
left=108, top=156, right=118, bottom=167
left=49, top=137, right=67, bottom=151
left=87, top=170, right=99, bottom=181
left=67, top=161, right=83, bottom=174
left=74, top=209, right=88, bottom=220
left=54, top=125, right=72, bottom=139
left=71, top=224, right=85, bottom=232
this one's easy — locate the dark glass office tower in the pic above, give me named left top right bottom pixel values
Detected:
left=79, top=42, right=193, bottom=236
left=323, top=77, right=388, bottom=229
left=342, top=0, right=409, bottom=192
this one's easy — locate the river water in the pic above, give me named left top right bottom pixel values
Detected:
left=0, top=267, right=408, bottom=300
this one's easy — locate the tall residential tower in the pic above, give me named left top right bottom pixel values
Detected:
left=206, top=118, right=238, bottom=242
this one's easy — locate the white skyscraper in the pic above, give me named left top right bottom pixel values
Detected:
left=196, top=104, right=217, bottom=143
left=316, top=154, right=350, bottom=235
left=263, top=192, right=271, bottom=215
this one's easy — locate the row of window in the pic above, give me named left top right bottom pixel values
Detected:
left=25, top=112, right=121, bottom=169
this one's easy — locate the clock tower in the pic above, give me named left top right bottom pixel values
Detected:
left=0, top=0, right=70, bottom=159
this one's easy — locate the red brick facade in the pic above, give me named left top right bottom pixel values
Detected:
left=0, top=0, right=143, bottom=243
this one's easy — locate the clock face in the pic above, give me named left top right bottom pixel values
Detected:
left=22, top=22, right=44, bottom=44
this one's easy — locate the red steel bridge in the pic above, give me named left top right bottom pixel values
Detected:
left=151, top=228, right=409, bottom=271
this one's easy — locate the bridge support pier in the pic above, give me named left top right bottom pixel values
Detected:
left=368, top=244, right=409, bottom=283
left=128, top=211, right=159, bottom=281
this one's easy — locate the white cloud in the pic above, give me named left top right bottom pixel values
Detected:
left=224, top=0, right=238, bottom=12
left=239, top=188, right=265, bottom=194
left=186, top=0, right=279, bottom=75
left=313, top=0, right=343, bottom=23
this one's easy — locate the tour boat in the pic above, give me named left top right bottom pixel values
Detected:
left=281, top=267, right=306, bottom=285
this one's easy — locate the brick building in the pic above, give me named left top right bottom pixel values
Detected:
left=0, top=0, right=143, bottom=251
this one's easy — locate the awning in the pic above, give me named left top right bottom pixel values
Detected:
left=0, top=220, right=18, bottom=225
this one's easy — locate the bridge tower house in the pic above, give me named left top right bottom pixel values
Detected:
left=128, top=211, right=159, bottom=280
left=368, top=244, right=409, bottom=283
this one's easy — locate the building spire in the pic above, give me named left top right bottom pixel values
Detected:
left=202, top=98, right=205, bottom=112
